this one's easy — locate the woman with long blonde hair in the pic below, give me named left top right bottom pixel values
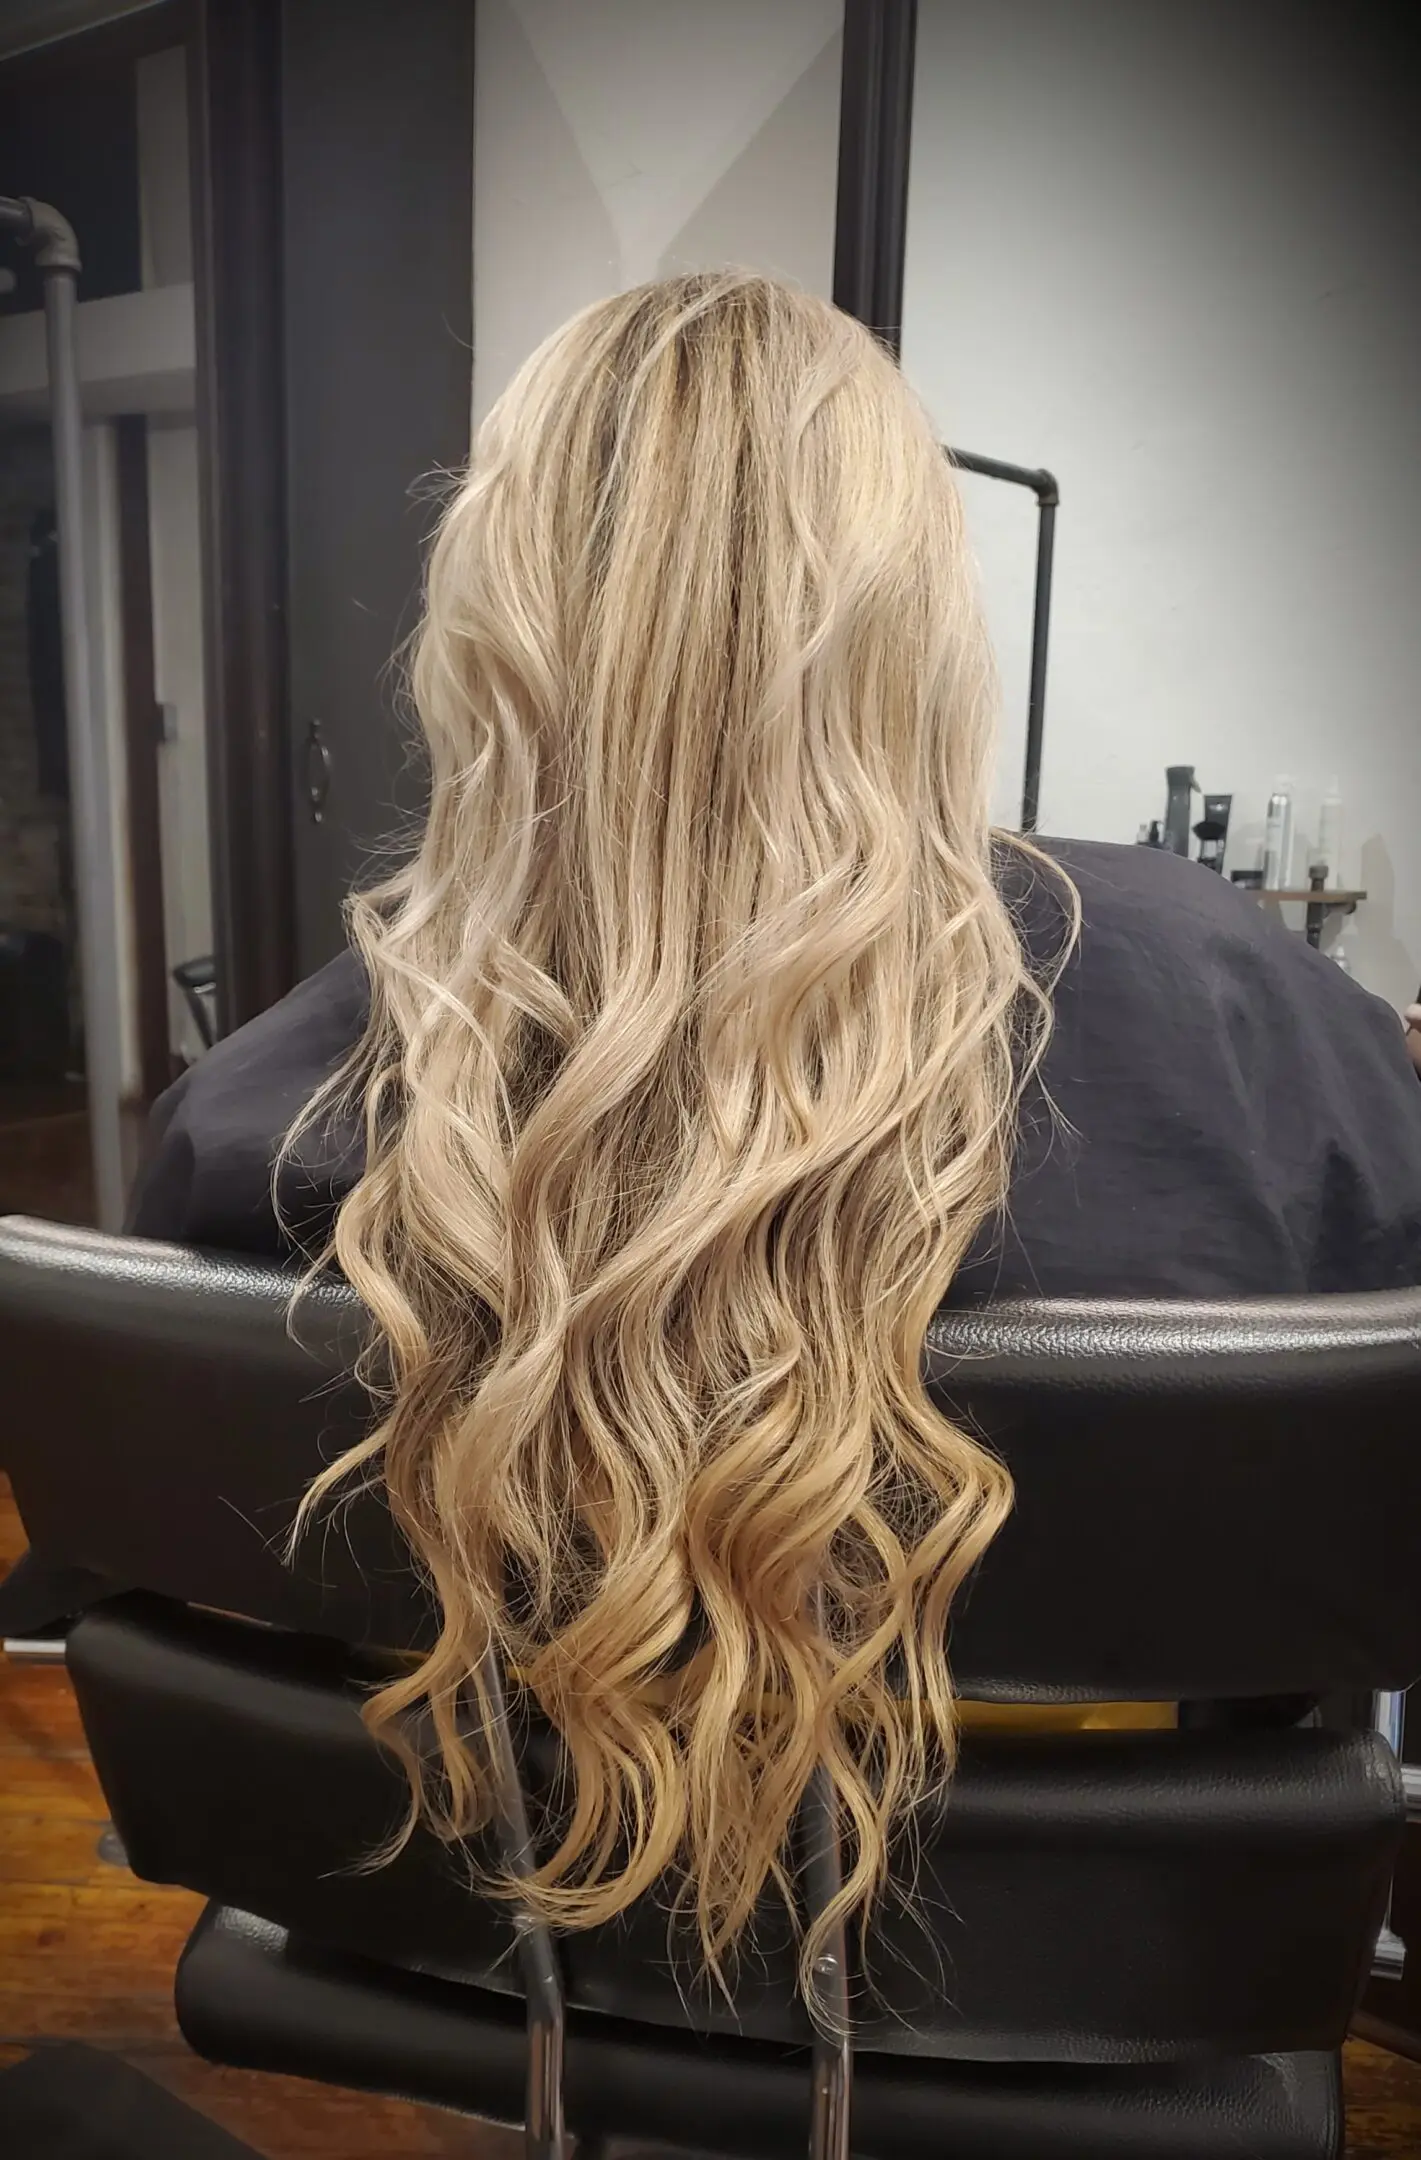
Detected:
left=128, top=271, right=1421, bottom=1993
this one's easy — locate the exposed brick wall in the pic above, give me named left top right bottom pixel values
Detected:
left=0, top=425, right=66, bottom=940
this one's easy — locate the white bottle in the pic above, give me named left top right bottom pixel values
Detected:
left=1317, top=779, right=1342, bottom=888
left=1263, top=778, right=1294, bottom=891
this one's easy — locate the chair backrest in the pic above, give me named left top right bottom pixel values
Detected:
left=5, top=1214, right=1421, bottom=1699
left=1, top=1213, right=1415, bottom=2070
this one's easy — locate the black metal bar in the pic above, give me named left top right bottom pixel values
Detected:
left=477, top=1646, right=567, bottom=2160
left=1371, top=1690, right=1408, bottom=1979
left=115, top=414, right=173, bottom=1107
left=800, top=1589, right=852, bottom=2160
left=1022, top=497, right=1057, bottom=833
left=802, top=1759, right=853, bottom=2160
left=948, top=450, right=1060, bottom=833
left=948, top=448, right=1057, bottom=502
left=187, top=0, right=297, bottom=1035
left=832, top=0, right=918, bottom=355
left=171, top=957, right=218, bottom=1052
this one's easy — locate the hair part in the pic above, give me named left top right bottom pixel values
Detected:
left=284, top=270, right=1073, bottom=2004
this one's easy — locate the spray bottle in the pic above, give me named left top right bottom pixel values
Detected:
left=1263, top=778, right=1294, bottom=891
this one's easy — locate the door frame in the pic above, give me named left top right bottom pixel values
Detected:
left=187, top=0, right=295, bottom=1035
left=832, top=0, right=917, bottom=357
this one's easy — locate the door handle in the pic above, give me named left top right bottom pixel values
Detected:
left=304, top=718, right=331, bottom=824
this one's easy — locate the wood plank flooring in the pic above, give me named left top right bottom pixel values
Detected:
left=2, top=1476, right=1419, bottom=2155
left=0, top=1085, right=95, bottom=1226
left=0, top=1478, right=504, bottom=2155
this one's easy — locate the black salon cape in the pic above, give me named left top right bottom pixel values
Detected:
left=7, top=841, right=1418, bottom=1639
left=129, top=839, right=1421, bottom=1300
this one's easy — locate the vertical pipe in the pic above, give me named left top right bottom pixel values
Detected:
left=1021, top=494, right=1057, bottom=834
left=43, top=259, right=128, bottom=1228
left=802, top=1757, right=853, bottom=2160
left=801, top=1587, right=853, bottom=2160
left=478, top=1646, right=567, bottom=2160
left=1371, top=1690, right=1408, bottom=1980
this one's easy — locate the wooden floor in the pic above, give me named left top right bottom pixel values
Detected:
left=0, top=1480, right=506, bottom=2157
left=2, top=1479, right=1420, bottom=2157
left=0, top=1084, right=95, bottom=1226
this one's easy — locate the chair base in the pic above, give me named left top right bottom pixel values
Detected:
left=176, top=1904, right=1344, bottom=2160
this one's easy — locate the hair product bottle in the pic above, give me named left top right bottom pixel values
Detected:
left=1263, top=778, right=1294, bottom=891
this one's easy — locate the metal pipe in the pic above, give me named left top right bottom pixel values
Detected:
left=949, top=448, right=1057, bottom=501
left=478, top=1645, right=568, bottom=2160
left=3, top=1638, right=69, bottom=1664
left=801, top=1589, right=853, bottom=2160
left=802, top=1761, right=853, bottom=2160
left=1371, top=1690, right=1408, bottom=1980
left=3, top=199, right=128, bottom=1228
left=948, top=451, right=1061, bottom=833
left=1023, top=498, right=1057, bottom=833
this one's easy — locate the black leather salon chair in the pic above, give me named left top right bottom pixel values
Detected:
left=2, top=1212, right=1420, bottom=2160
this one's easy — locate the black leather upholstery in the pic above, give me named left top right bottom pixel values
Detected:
left=67, top=1591, right=1400, bottom=2064
left=925, top=1294, right=1421, bottom=1699
left=175, top=1905, right=1346, bottom=2160
left=5, top=1215, right=1421, bottom=1695
left=3, top=1211, right=1419, bottom=2158
left=0, top=1217, right=405, bottom=1646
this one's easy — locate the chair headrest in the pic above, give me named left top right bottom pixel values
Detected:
left=5, top=1215, right=1420, bottom=1697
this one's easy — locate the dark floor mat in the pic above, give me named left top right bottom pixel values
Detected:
left=0, top=2043, right=263, bottom=2160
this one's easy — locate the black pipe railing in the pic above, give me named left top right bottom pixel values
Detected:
left=949, top=451, right=1060, bottom=833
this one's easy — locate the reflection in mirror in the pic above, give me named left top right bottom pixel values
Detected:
left=903, top=0, right=1419, bottom=1006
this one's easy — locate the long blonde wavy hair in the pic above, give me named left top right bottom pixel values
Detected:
left=288, top=270, right=1066, bottom=1997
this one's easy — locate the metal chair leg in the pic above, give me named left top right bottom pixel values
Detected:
left=1372, top=1690, right=1409, bottom=1981
left=801, top=1758, right=853, bottom=2160
left=478, top=1645, right=569, bottom=2160
left=800, top=1586, right=853, bottom=2160
left=2, top=1637, right=68, bottom=1663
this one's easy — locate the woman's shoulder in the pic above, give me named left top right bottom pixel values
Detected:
left=1002, top=834, right=1421, bottom=1296
left=1011, top=832, right=1274, bottom=951
left=1021, top=832, right=1415, bottom=1081
left=1012, top=833, right=1383, bottom=1021
left=180, top=947, right=370, bottom=1110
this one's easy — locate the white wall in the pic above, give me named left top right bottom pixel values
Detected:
left=902, top=0, right=1421, bottom=1009
left=473, top=0, right=843, bottom=426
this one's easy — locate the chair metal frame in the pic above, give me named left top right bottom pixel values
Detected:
left=475, top=1628, right=855, bottom=2160
left=478, top=1645, right=567, bottom=2160
left=1371, top=1688, right=1414, bottom=1982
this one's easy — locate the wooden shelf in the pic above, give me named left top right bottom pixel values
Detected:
left=1254, top=889, right=1366, bottom=905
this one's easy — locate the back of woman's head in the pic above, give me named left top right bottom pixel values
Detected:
left=293, top=269, right=1059, bottom=1994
